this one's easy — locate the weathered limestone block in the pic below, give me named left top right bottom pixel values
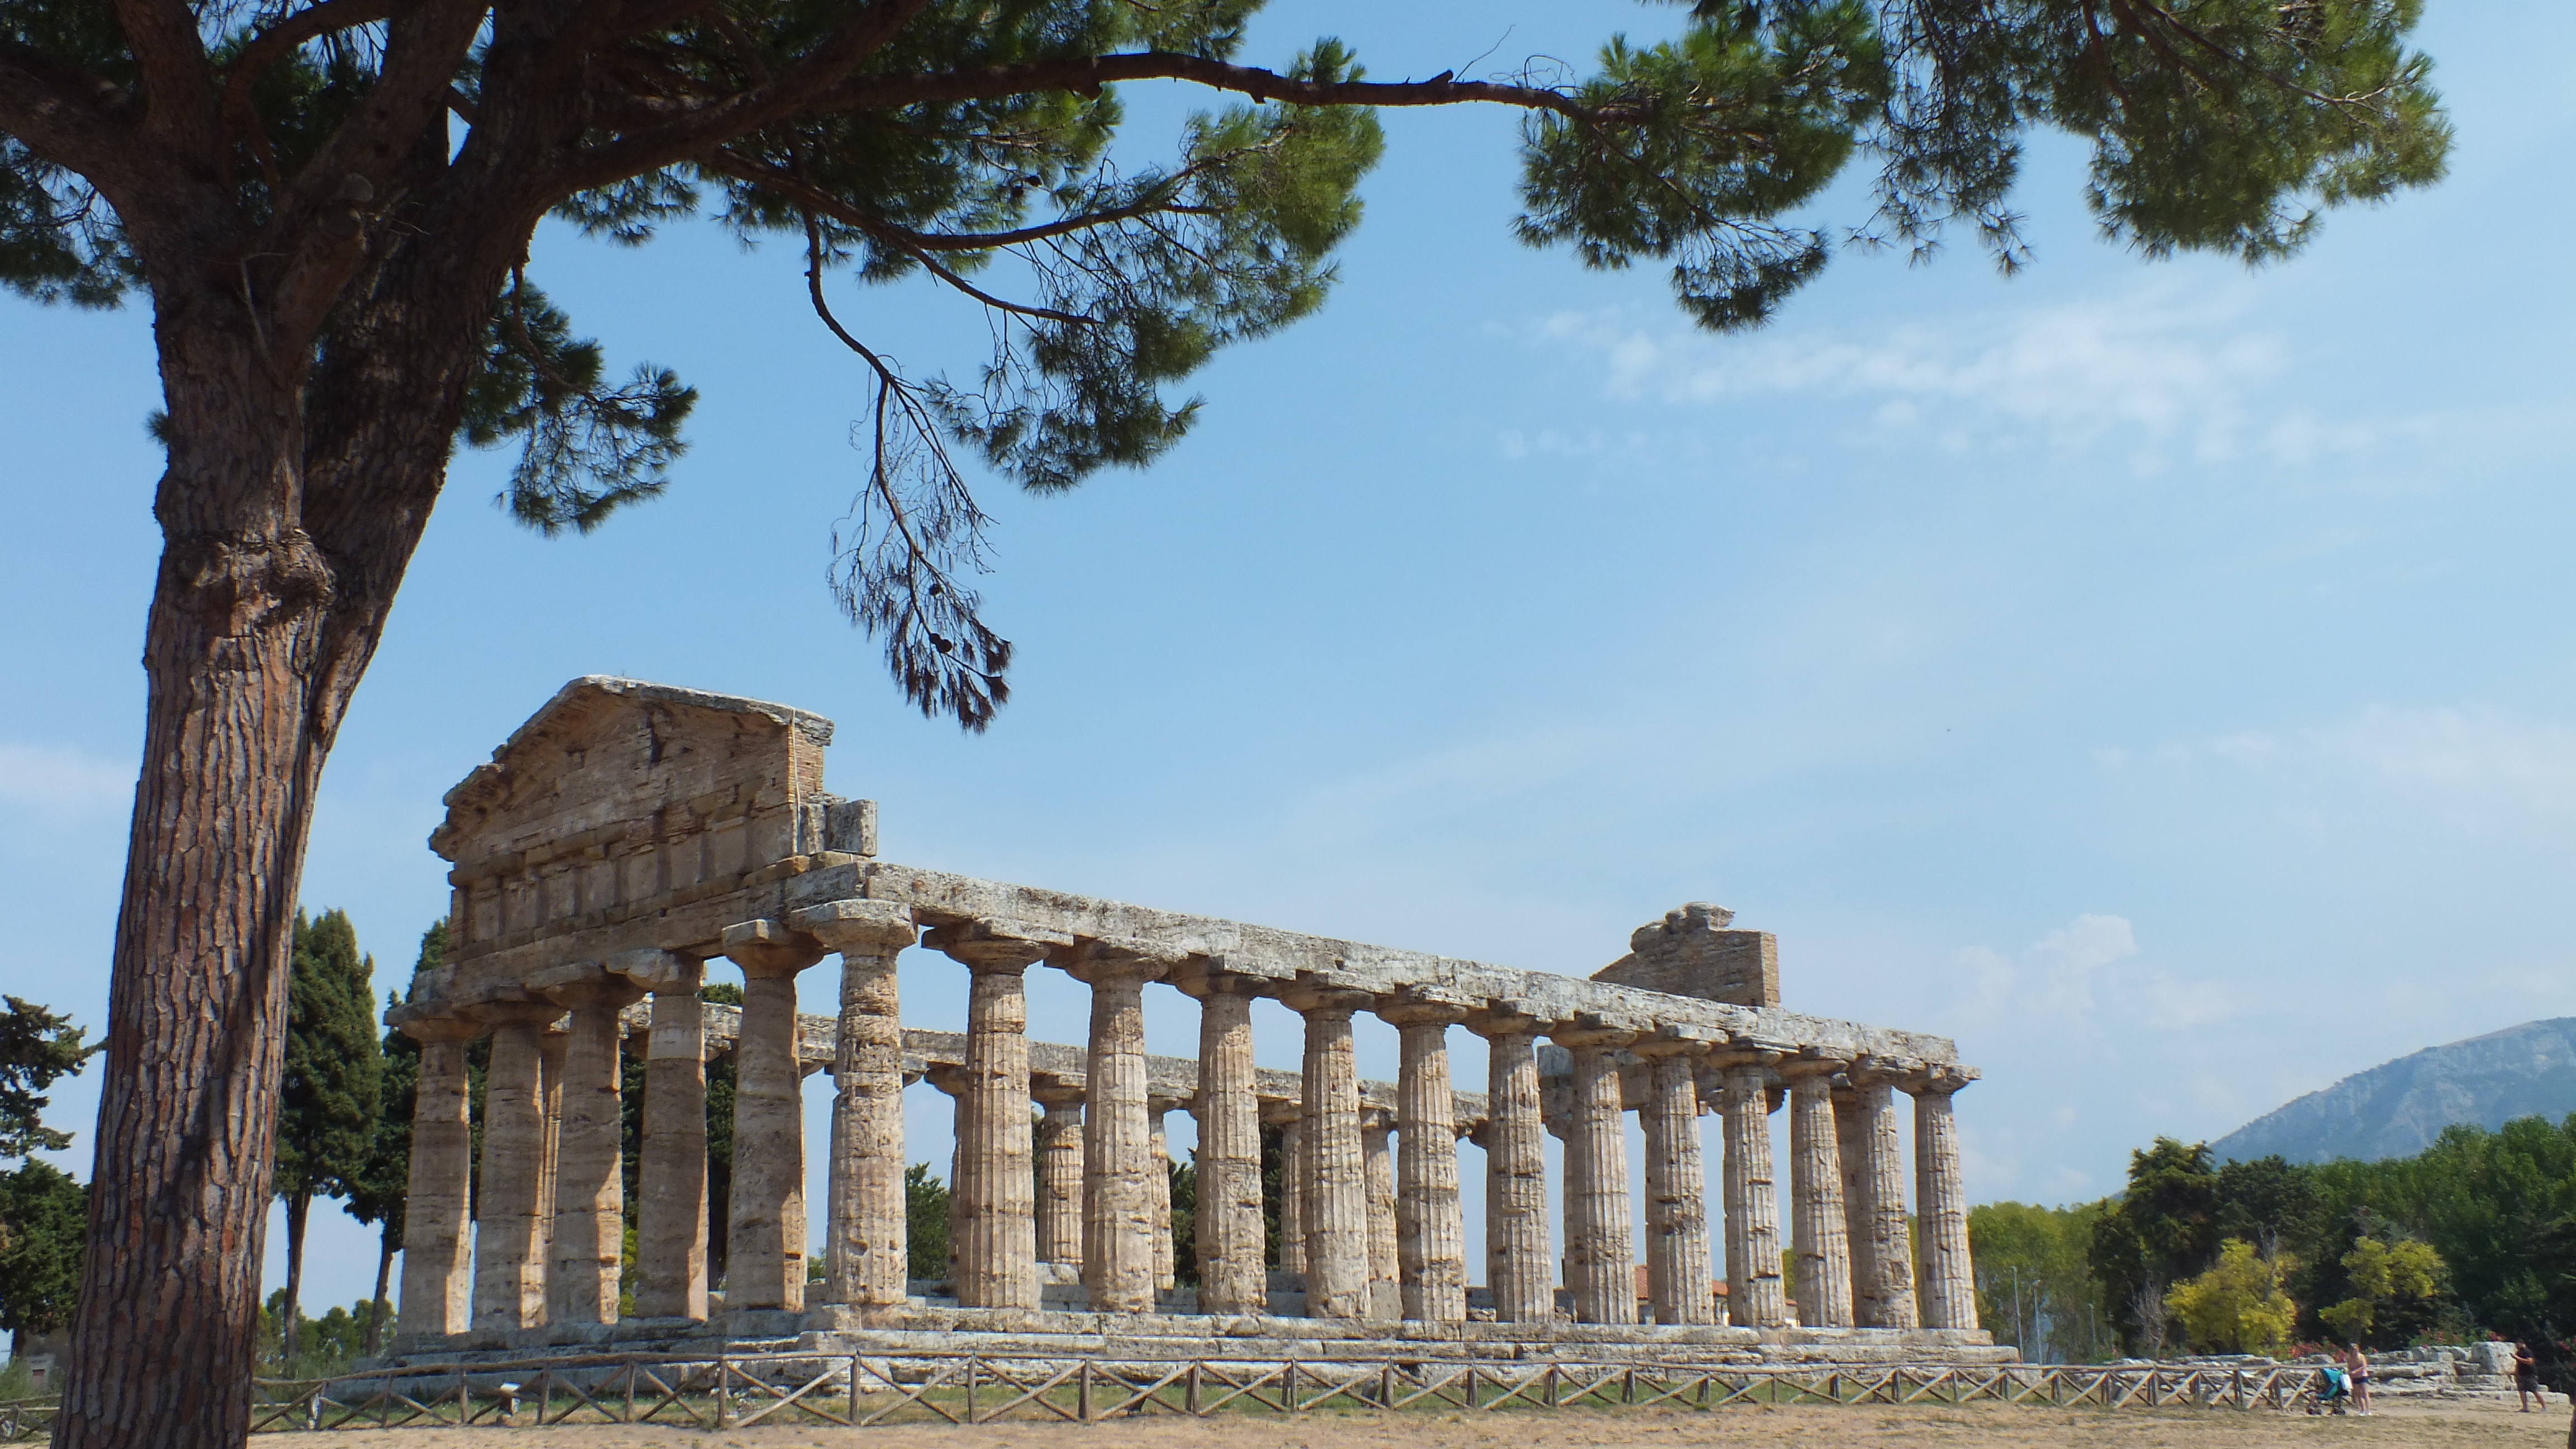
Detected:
left=1911, top=1072, right=1979, bottom=1330
left=471, top=1003, right=561, bottom=1331
left=1469, top=1011, right=1551, bottom=1323
left=1590, top=903, right=1778, bottom=1009
left=1069, top=940, right=1185, bottom=1314
left=1720, top=1059, right=1787, bottom=1328
left=1182, top=977, right=1265, bottom=1314
left=1287, top=987, right=1373, bottom=1319
left=1556, top=1024, right=1640, bottom=1325
left=396, top=1016, right=481, bottom=1338
left=1638, top=1039, right=1716, bottom=1326
left=1843, top=1070, right=1919, bottom=1328
left=1361, top=1107, right=1399, bottom=1321
left=1386, top=1003, right=1468, bottom=1324
left=1785, top=1063, right=1855, bottom=1328
left=1032, top=1081, right=1087, bottom=1271
left=721, top=918, right=825, bottom=1312
left=927, top=917, right=1066, bottom=1312
left=794, top=899, right=918, bottom=1311
left=541, top=971, right=647, bottom=1324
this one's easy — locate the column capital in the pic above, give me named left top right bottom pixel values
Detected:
left=393, top=1010, right=484, bottom=1044
left=463, top=997, right=564, bottom=1028
left=532, top=960, right=650, bottom=1010
left=1060, top=935, right=1188, bottom=986
left=1165, top=960, right=1271, bottom=1000
left=1902, top=1064, right=1979, bottom=1096
left=1257, top=1095, right=1304, bottom=1128
left=924, top=915, right=1072, bottom=971
left=722, top=918, right=826, bottom=977
left=1358, top=1104, right=1396, bottom=1134
left=1777, top=1050, right=1849, bottom=1083
left=1378, top=991, right=1470, bottom=1030
left=1548, top=1011, right=1650, bottom=1049
left=790, top=898, right=920, bottom=955
left=1278, top=981, right=1373, bottom=1016
left=1032, top=1074, right=1089, bottom=1108
left=1461, top=1005, right=1543, bottom=1039
left=608, top=947, right=705, bottom=995
left=1631, top=1025, right=1724, bottom=1060
left=1706, top=1043, right=1788, bottom=1071
left=923, top=1062, right=970, bottom=1098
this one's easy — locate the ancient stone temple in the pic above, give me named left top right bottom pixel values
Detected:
left=388, top=678, right=1995, bottom=1363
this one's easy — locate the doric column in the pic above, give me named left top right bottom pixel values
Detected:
left=1784, top=1059, right=1855, bottom=1328
left=540, top=969, right=648, bottom=1325
left=1284, top=986, right=1372, bottom=1319
left=1553, top=1021, right=1639, bottom=1325
left=1718, top=1055, right=1787, bottom=1328
left=1466, top=1010, right=1551, bottom=1323
left=1385, top=1002, right=1467, bottom=1324
left=925, top=917, right=1065, bottom=1311
left=1178, top=974, right=1265, bottom=1314
left=470, top=1003, right=560, bottom=1332
left=537, top=1020, right=568, bottom=1272
left=1910, top=1069, right=1980, bottom=1330
left=1361, top=1106, right=1399, bottom=1320
left=1265, top=1100, right=1306, bottom=1277
left=1843, top=1066, right=1920, bottom=1328
left=1032, top=1080, right=1087, bottom=1271
left=923, top=1064, right=969, bottom=1282
left=794, top=899, right=919, bottom=1312
left=721, top=918, right=825, bottom=1312
left=1067, top=939, right=1185, bottom=1314
left=395, top=1015, right=481, bottom=1339
left=1637, top=1037, right=1716, bottom=1326
left=1148, top=1097, right=1180, bottom=1294
left=606, top=950, right=711, bottom=1322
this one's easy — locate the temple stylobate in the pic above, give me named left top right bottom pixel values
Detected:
left=387, top=678, right=1994, bottom=1363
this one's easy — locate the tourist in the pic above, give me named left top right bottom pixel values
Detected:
left=2345, top=1344, right=2371, bottom=1414
left=2515, top=1341, right=2542, bottom=1412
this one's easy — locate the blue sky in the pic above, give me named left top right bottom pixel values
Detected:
left=3, top=1, right=2570, bottom=1317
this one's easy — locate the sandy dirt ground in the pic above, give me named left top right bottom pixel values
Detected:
left=305, top=1396, right=2572, bottom=1449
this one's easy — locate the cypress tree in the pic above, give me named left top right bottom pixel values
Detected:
left=0, top=1161, right=86, bottom=1360
left=274, top=911, right=383, bottom=1362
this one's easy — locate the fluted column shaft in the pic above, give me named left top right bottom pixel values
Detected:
left=635, top=977, right=709, bottom=1320
left=1846, top=1077, right=1920, bottom=1327
left=1361, top=1111, right=1398, bottom=1320
left=1294, top=1000, right=1370, bottom=1319
left=1721, top=1063, right=1787, bottom=1328
left=1478, top=1023, right=1551, bottom=1323
left=722, top=921, right=824, bottom=1312
left=1832, top=1086, right=1877, bottom=1325
left=471, top=1010, right=553, bottom=1331
left=1190, top=988, right=1265, bottom=1313
left=537, top=1025, right=567, bottom=1272
left=548, top=984, right=640, bottom=1324
left=924, top=1067, right=969, bottom=1280
left=1149, top=1101, right=1178, bottom=1293
left=1034, top=1088, right=1086, bottom=1269
left=955, top=963, right=1039, bottom=1308
left=397, top=1022, right=478, bottom=1339
left=798, top=902, right=917, bottom=1311
left=1075, top=954, right=1169, bottom=1314
left=1390, top=1012, right=1467, bottom=1324
left=1912, top=1079, right=1979, bottom=1329
left=1559, top=1034, right=1636, bottom=1325
left=1276, top=1115, right=1307, bottom=1276
left=1787, top=1069, right=1855, bottom=1327
left=1640, top=1046, right=1715, bottom=1325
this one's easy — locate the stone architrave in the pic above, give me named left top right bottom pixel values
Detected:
left=1911, top=1071, right=1980, bottom=1330
left=1032, top=1081, right=1087, bottom=1271
left=721, top=918, right=826, bottom=1312
left=1180, top=974, right=1265, bottom=1314
left=470, top=1002, right=561, bottom=1331
left=1360, top=1107, right=1399, bottom=1321
left=1636, top=1037, right=1716, bottom=1326
left=1844, top=1066, right=1920, bottom=1328
left=1719, top=1057, right=1788, bottom=1328
left=1385, top=1002, right=1467, bottom=1324
left=1148, top=1098, right=1181, bottom=1294
left=1784, top=1059, right=1855, bottom=1328
left=1554, top=1021, right=1640, bottom=1325
left=540, top=969, right=647, bottom=1325
left=1266, top=1102, right=1307, bottom=1278
left=925, top=917, right=1068, bottom=1311
left=1286, top=986, right=1373, bottom=1319
left=607, top=949, right=712, bottom=1322
left=793, top=899, right=920, bottom=1311
left=1467, top=1010, right=1551, bottom=1323
left=1067, top=939, right=1186, bottom=1314
left=395, top=1015, right=481, bottom=1339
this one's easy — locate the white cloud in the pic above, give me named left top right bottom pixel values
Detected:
left=0, top=742, right=131, bottom=816
left=2109, top=704, right=2576, bottom=818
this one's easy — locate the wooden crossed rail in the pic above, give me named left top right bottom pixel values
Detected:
left=177, top=1355, right=2338, bottom=1433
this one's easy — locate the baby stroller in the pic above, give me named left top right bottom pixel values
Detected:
left=2303, top=1366, right=2352, bottom=1415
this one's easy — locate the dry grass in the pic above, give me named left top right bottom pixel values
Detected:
left=304, top=1396, right=2570, bottom=1448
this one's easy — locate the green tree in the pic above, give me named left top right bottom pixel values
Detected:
left=0, top=1160, right=86, bottom=1359
left=905, top=1162, right=951, bottom=1282
left=703, top=981, right=742, bottom=1287
left=2, top=1, right=2447, bottom=1438
left=2316, top=1234, right=2443, bottom=1346
left=1971, top=1199, right=2116, bottom=1363
left=0, top=997, right=97, bottom=1159
left=2164, top=1238, right=2297, bottom=1356
left=1168, top=1150, right=1197, bottom=1290
left=273, top=910, right=384, bottom=1361
left=2090, top=1137, right=2223, bottom=1351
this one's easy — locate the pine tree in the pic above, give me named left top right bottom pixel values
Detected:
left=3, top=2, right=2450, bottom=1439
left=274, top=911, right=383, bottom=1363
left=0, top=997, right=97, bottom=1159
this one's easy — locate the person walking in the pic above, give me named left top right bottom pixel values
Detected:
left=2345, top=1344, right=2373, bottom=1415
left=2515, top=1341, right=2543, bottom=1412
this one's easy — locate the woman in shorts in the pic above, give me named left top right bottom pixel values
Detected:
left=2345, top=1344, right=2371, bottom=1414
left=2513, top=1341, right=2542, bottom=1411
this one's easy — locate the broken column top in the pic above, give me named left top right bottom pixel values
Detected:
left=1589, top=902, right=1779, bottom=1010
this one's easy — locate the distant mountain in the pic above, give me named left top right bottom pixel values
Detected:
left=2213, top=1019, right=2576, bottom=1165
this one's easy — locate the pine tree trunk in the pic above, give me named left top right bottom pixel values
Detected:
left=364, top=1230, right=396, bottom=1357
left=281, top=1191, right=310, bottom=1362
